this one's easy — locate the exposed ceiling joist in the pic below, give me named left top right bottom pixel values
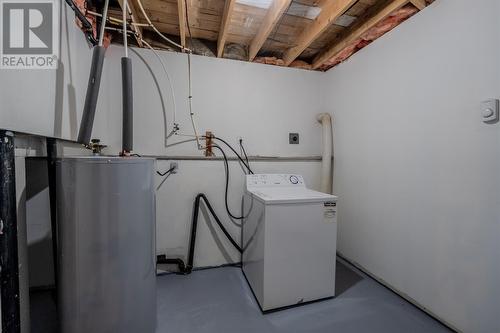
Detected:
left=282, top=0, right=358, bottom=66
left=410, top=0, right=426, bottom=10
left=248, top=0, right=292, bottom=61
left=217, top=0, right=237, bottom=58
left=177, top=0, right=187, bottom=51
left=117, top=0, right=143, bottom=47
left=312, top=0, right=410, bottom=69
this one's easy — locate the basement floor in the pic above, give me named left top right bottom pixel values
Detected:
left=31, top=259, right=452, bottom=333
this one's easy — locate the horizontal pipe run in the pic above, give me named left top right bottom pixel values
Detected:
left=148, top=155, right=329, bottom=162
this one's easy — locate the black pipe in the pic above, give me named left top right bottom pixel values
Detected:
left=121, top=57, right=133, bottom=153
left=157, top=193, right=242, bottom=275
left=46, top=138, right=59, bottom=305
left=0, top=130, right=20, bottom=333
left=77, top=45, right=106, bottom=145
left=64, top=0, right=98, bottom=46
left=156, top=256, right=186, bottom=273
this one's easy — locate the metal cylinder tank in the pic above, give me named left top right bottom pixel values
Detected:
left=56, top=157, right=156, bottom=333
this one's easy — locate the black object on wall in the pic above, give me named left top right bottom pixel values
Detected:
left=0, top=130, right=21, bottom=333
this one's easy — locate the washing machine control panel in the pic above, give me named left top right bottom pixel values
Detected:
left=246, top=174, right=305, bottom=189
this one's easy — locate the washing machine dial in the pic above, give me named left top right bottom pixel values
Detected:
left=289, top=175, right=299, bottom=184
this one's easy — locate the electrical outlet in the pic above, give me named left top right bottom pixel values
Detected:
left=289, top=133, right=299, bottom=144
left=170, top=162, right=178, bottom=174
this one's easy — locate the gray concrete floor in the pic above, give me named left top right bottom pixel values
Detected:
left=31, top=259, right=453, bottom=333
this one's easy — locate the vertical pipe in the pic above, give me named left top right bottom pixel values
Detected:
left=77, top=0, right=109, bottom=145
left=46, top=138, right=58, bottom=304
left=121, top=57, right=133, bottom=153
left=77, top=46, right=106, bottom=145
left=187, top=195, right=201, bottom=272
left=0, top=130, right=20, bottom=333
left=317, top=113, right=333, bottom=194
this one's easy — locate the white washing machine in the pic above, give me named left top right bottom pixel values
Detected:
left=242, top=174, right=338, bottom=312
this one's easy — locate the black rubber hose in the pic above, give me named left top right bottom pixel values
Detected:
left=157, top=193, right=242, bottom=275
left=213, top=145, right=245, bottom=220
left=187, top=194, right=242, bottom=273
left=213, top=137, right=253, bottom=174
left=239, top=139, right=250, bottom=170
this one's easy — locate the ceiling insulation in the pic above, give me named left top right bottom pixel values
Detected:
left=74, top=0, right=434, bottom=71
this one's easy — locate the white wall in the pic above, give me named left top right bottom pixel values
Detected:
left=3, top=6, right=327, bottom=274
left=98, top=46, right=326, bottom=267
left=109, top=48, right=326, bottom=267
left=323, top=0, right=500, bottom=332
left=6, top=1, right=499, bottom=332
left=0, top=4, right=97, bottom=139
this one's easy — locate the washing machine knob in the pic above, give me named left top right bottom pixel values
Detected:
left=289, top=175, right=299, bottom=184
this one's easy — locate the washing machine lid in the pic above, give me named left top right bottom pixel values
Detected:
left=247, top=187, right=337, bottom=205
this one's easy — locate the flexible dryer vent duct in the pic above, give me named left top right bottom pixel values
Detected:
left=317, top=113, right=333, bottom=194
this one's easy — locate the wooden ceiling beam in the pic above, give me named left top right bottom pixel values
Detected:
left=282, top=0, right=357, bottom=66
left=217, top=0, right=237, bottom=58
left=177, top=0, right=187, bottom=51
left=248, top=0, right=292, bottom=61
left=118, top=0, right=143, bottom=47
left=312, top=0, right=410, bottom=69
left=409, top=0, right=426, bottom=10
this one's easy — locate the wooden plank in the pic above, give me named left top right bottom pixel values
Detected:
left=217, top=0, right=237, bottom=57
left=177, top=0, right=187, bottom=50
left=410, top=0, right=426, bottom=10
left=282, top=0, right=357, bottom=66
left=117, top=0, right=143, bottom=47
left=248, top=0, right=292, bottom=61
left=312, top=0, right=410, bottom=69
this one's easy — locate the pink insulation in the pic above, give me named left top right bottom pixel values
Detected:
left=319, top=5, right=418, bottom=71
left=73, top=0, right=112, bottom=47
left=253, top=57, right=285, bottom=66
left=289, top=60, right=312, bottom=70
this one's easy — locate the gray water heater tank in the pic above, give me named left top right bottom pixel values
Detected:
left=56, top=157, right=156, bottom=333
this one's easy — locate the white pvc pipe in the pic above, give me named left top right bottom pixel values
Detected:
left=317, top=113, right=333, bottom=194
left=123, top=0, right=128, bottom=57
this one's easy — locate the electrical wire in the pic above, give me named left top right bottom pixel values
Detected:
left=156, top=166, right=175, bottom=177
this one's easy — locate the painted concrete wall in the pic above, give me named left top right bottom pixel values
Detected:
left=99, top=46, right=326, bottom=267
left=323, top=0, right=500, bottom=332
left=3, top=6, right=326, bottom=280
